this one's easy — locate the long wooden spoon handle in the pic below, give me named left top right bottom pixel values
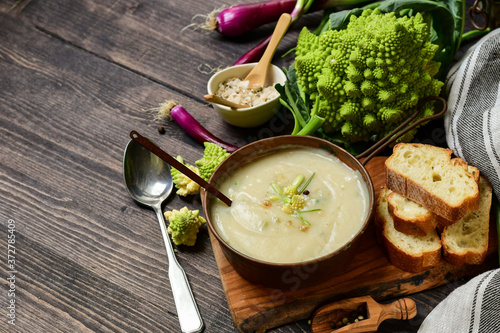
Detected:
left=259, top=13, right=291, bottom=67
left=380, top=298, right=417, bottom=322
left=244, top=13, right=292, bottom=87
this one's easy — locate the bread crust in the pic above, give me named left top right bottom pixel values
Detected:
left=380, top=231, right=442, bottom=273
left=387, top=191, right=437, bottom=236
left=375, top=187, right=442, bottom=273
left=385, top=143, right=480, bottom=222
left=442, top=248, right=487, bottom=266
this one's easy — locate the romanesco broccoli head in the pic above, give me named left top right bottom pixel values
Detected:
left=171, top=156, right=201, bottom=196
left=164, top=207, right=206, bottom=246
left=294, top=8, right=444, bottom=142
left=195, top=142, right=230, bottom=181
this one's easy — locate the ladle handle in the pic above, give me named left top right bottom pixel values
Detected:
left=130, top=131, right=232, bottom=206
left=154, top=205, right=204, bottom=333
left=356, top=96, right=447, bottom=166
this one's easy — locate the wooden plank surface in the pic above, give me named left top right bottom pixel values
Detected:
left=0, top=13, right=234, bottom=332
left=210, top=157, right=498, bottom=332
left=0, top=0, right=496, bottom=332
left=14, top=0, right=316, bottom=102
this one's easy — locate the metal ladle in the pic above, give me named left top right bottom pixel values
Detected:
left=123, top=136, right=204, bottom=333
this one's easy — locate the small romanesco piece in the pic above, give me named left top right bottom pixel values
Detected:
left=164, top=207, right=206, bottom=246
left=271, top=173, right=319, bottom=227
left=171, top=143, right=230, bottom=196
left=284, top=175, right=305, bottom=197
left=171, top=156, right=201, bottom=196
left=195, top=142, right=231, bottom=181
left=282, top=195, right=306, bottom=214
left=294, top=8, right=444, bottom=142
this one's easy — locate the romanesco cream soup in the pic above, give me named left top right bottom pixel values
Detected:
left=210, top=147, right=370, bottom=263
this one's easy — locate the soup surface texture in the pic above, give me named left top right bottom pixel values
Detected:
left=210, top=147, right=370, bottom=263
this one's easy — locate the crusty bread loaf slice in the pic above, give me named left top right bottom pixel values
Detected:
left=385, top=143, right=479, bottom=222
left=441, top=176, right=493, bottom=265
left=436, top=163, right=480, bottom=229
left=389, top=160, right=480, bottom=234
left=387, top=190, right=438, bottom=236
left=375, top=187, right=442, bottom=273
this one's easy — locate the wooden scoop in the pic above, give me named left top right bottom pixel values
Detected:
left=243, top=13, right=292, bottom=88
left=311, top=295, right=417, bottom=333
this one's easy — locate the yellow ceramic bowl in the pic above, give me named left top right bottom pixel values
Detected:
left=206, top=63, right=286, bottom=128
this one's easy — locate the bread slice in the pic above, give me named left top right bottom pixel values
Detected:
left=385, top=143, right=479, bottom=222
left=375, top=187, right=442, bottom=273
left=441, top=176, right=493, bottom=265
left=387, top=190, right=438, bottom=236
left=451, top=158, right=480, bottom=183
left=388, top=160, right=480, bottom=234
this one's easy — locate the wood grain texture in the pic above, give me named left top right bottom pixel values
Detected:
left=0, top=0, right=495, bottom=332
left=209, top=157, right=498, bottom=332
left=0, top=13, right=233, bottom=333
left=15, top=0, right=317, bottom=106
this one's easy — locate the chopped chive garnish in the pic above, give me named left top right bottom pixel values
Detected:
left=291, top=175, right=305, bottom=189
left=298, top=209, right=321, bottom=213
left=298, top=172, right=316, bottom=194
left=296, top=212, right=311, bottom=225
left=272, top=183, right=284, bottom=196
left=296, top=209, right=321, bottom=225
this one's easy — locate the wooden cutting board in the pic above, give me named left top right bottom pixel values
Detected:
left=208, top=156, right=498, bottom=333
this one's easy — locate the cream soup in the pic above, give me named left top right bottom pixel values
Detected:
left=210, top=147, right=370, bottom=263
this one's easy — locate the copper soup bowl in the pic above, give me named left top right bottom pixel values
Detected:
left=202, top=135, right=375, bottom=289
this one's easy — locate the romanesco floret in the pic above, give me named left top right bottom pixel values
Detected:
left=171, top=156, right=201, bottom=196
left=171, top=143, right=230, bottom=195
left=294, top=8, right=444, bottom=142
left=164, top=207, right=206, bottom=246
left=282, top=195, right=306, bottom=214
left=195, top=142, right=230, bottom=181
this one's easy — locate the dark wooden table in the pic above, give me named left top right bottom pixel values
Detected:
left=0, top=0, right=492, bottom=332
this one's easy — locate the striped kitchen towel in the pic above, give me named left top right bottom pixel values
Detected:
left=418, top=269, right=500, bottom=333
left=418, top=29, right=500, bottom=333
left=444, top=27, right=500, bottom=202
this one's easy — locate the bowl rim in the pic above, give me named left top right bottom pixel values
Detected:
left=206, top=62, right=286, bottom=113
left=202, top=135, right=375, bottom=268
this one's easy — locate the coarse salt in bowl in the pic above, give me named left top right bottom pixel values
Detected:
left=207, top=63, right=287, bottom=128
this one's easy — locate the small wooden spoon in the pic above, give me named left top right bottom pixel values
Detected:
left=204, top=94, right=249, bottom=109
left=311, top=295, right=417, bottom=333
left=243, top=13, right=292, bottom=88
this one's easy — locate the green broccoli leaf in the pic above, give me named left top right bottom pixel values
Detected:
left=329, top=7, right=366, bottom=30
